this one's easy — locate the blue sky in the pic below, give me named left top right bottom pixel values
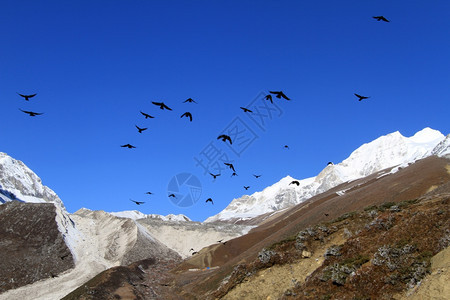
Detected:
left=1, top=1, right=449, bottom=221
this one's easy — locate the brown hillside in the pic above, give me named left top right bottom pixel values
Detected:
left=171, top=156, right=450, bottom=298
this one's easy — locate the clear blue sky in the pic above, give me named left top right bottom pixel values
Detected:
left=1, top=1, right=449, bottom=221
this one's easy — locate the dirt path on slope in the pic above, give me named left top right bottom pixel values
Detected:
left=396, top=246, right=450, bottom=300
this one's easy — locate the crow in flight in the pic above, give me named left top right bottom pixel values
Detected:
left=135, top=125, right=148, bottom=133
left=224, top=162, right=236, bottom=172
left=253, top=174, right=262, bottom=178
left=19, top=109, right=43, bottom=116
left=269, top=91, right=290, bottom=100
left=284, top=145, right=289, bottom=149
left=231, top=172, right=238, bottom=177
left=244, top=186, right=250, bottom=190
left=145, top=192, right=154, bottom=195
left=168, top=193, right=176, bottom=198
left=217, top=134, right=232, bottom=144
left=290, top=180, right=300, bottom=186
left=152, top=101, right=172, bottom=110
left=121, top=144, right=136, bottom=149
left=140, top=111, right=154, bottom=119
left=183, top=98, right=197, bottom=104
left=209, top=173, right=221, bottom=180
left=206, top=198, right=214, bottom=204
left=327, top=162, right=333, bottom=166
left=264, top=94, right=273, bottom=103
left=17, top=93, right=37, bottom=101
left=240, top=107, right=253, bottom=113
left=130, top=199, right=145, bottom=205
left=373, top=16, right=389, bottom=22
left=181, top=112, right=193, bottom=121
left=354, top=93, right=370, bottom=101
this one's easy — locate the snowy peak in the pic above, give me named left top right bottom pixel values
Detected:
left=324, top=128, right=445, bottom=184
left=206, top=128, right=448, bottom=223
left=409, top=127, right=444, bottom=143
left=109, top=210, right=192, bottom=222
left=0, top=152, right=63, bottom=206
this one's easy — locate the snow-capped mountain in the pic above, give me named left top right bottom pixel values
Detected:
left=0, top=152, right=63, bottom=205
left=205, top=127, right=449, bottom=223
left=0, top=152, right=81, bottom=258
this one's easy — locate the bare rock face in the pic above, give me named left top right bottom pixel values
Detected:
left=0, top=201, right=74, bottom=293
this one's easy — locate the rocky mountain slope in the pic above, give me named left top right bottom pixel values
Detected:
left=0, top=201, right=74, bottom=294
left=205, top=127, right=449, bottom=224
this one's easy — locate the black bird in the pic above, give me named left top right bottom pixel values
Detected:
left=181, top=112, right=193, bottom=121
left=290, top=180, right=300, bottom=186
left=189, top=248, right=195, bottom=252
left=135, top=125, right=148, bottom=133
left=354, top=93, right=370, bottom=101
left=240, top=107, right=253, bottom=113
left=145, top=192, right=153, bottom=195
left=327, top=162, right=334, bottom=166
left=192, top=251, right=198, bottom=255
left=244, top=186, right=250, bottom=190
left=18, top=93, right=37, bottom=101
left=152, top=101, right=172, bottom=110
left=269, top=91, right=290, bottom=100
left=224, top=162, right=236, bottom=172
left=60, top=254, right=70, bottom=260
left=284, top=145, right=290, bottom=149
left=206, top=198, right=214, bottom=204
left=373, top=16, right=389, bottom=22
left=217, top=134, right=232, bottom=144
left=253, top=174, right=262, bottom=178
left=168, top=193, right=176, bottom=198
left=130, top=199, right=145, bottom=205
left=209, top=173, right=221, bottom=180
left=231, top=172, right=238, bottom=177
left=183, top=98, right=197, bottom=104
left=121, top=144, right=136, bottom=149
left=19, top=109, right=43, bottom=116
left=140, top=111, right=155, bottom=119
left=264, top=94, right=273, bottom=103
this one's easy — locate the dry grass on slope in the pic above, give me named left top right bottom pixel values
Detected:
left=212, top=194, right=449, bottom=300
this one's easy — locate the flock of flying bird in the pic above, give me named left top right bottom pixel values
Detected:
left=15, top=9, right=387, bottom=210
left=122, top=90, right=292, bottom=206
left=15, top=15, right=390, bottom=255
